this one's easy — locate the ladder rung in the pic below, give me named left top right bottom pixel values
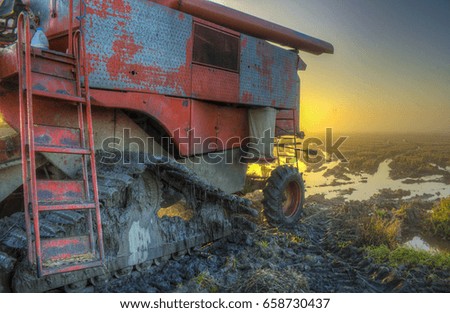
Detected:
left=31, top=46, right=76, bottom=61
left=41, top=260, right=103, bottom=276
left=40, top=235, right=101, bottom=276
left=37, top=180, right=85, bottom=203
left=32, top=89, right=86, bottom=103
left=38, top=202, right=96, bottom=212
left=34, top=125, right=81, bottom=149
left=41, top=260, right=103, bottom=277
left=34, top=145, right=91, bottom=155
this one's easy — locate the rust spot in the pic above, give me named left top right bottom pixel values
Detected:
left=242, top=91, right=253, bottom=103
left=86, top=0, right=132, bottom=19
left=241, top=36, right=248, bottom=49
left=106, top=34, right=144, bottom=82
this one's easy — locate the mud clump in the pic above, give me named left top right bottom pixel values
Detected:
left=238, top=268, right=309, bottom=293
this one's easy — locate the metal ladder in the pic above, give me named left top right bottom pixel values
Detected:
left=17, top=12, right=104, bottom=277
left=275, top=109, right=301, bottom=170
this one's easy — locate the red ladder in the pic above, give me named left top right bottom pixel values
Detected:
left=17, top=12, right=104, bottom=277
left=275, top=109, right=301, bottom=170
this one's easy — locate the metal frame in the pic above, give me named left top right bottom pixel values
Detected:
left=276, top=109, right=300, bottom=171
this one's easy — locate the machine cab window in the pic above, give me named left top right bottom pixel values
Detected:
left=192, top=23, right=240, bottom=72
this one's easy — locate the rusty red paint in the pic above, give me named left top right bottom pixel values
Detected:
left=241, top=91, right=253, bottom=103
left=256, top=43, right=275, bottom=93
left=34, top=125, right=81, bottom=149
left=216, top=106, right=248, bottom=151
left=241, top=36, right=248, bottom=49
left=37, top=180, right=85, bottom=203
left=86, top=0, right=132, bottom=19
left=106, top=34, right=143, bottom=83
left=191, top=64, right=239, bottom=103
left=89, top=29, right=193, bottom=96
left=91, top=90, right=249, bottom=156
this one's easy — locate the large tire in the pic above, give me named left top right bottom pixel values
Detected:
left=262, top=166, right=305, bottom=227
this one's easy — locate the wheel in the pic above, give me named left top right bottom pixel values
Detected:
left=113, top=266, right=133, bottom=278
left=153, top=255, right=170, bottom=266
left=63, top=280, right=90, bottom=293
left=171, top=248, right=191, bottom=261
left=135, top=260, right=154, bottom=272
left=262, top=165, right=305, bottom=226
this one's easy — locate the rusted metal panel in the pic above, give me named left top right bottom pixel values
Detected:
left=151, top=0, right=334, bottom=55
left=190, top=100, right=218, bottom=155
left=34, top=125, right=81, bottom=148
left=31, top=72, right=77, bottom=97
left=30, top=49, right=76, bottom=80
left=36, top=180, right=85, bottom=203
left=216, top=106, right=248, bottom=151
left=84, top=0, right=193, bottom=97
left=190, top=101, right=249, bottom=155
left=191, top=64, right=239, bottom=104
left=90, top=90, right=191, bottom=156
left=240, top=35, right=300, bottom=109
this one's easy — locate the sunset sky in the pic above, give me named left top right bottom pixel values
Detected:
left=212, top=0, right=450, bottom=134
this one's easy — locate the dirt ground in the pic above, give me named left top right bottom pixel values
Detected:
left=95, top=191, right=449, bottom=293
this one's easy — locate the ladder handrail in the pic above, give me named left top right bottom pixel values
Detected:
left=17, top=12, right=33, bottom=265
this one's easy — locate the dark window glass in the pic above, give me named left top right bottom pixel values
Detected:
left=193, top=24, right=239, bottom=72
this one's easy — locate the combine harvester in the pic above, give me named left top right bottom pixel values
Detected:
left=0, top=0, right=333, bottom=292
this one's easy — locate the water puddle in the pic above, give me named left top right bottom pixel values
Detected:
left=304, top=159, right=450, bottom=201
left=403, top=236, right=449, bottom=253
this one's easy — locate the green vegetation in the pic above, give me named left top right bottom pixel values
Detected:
left=366, top=245, right=450, bottom=271
left=239, top=268, right=309, bottom=293
left=337, top=241, right=352, bottom=249
left=358, top=215, right=401, bottom=249
left=195, top=271, right=219, bottom=293
left=258, top=240, right=270, bottom=249
left=428, top=198, right=450, bottom=240
left=289, top=234, right=305, bottom=244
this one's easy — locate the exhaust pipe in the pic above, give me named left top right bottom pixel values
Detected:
left=150, top=0, right=334, bottom=55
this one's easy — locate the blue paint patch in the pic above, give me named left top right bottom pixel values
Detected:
left=65, top=191, right=82, bottom=199
left=37, top=190, right=53, bottom=201
left=240, top=35, right=300, bottom=109
left=35, top=134, right=51, bottom=145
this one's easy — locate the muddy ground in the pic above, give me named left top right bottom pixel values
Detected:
left=94, top=192, right=449, bottom=293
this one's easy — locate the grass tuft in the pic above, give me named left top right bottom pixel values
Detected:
left=428, top=198, right=450, bottom=240
left=366, top=245, right=450, bottom=271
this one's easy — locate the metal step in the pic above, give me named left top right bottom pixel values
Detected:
left=34, top=145, right=90, bottom=155
left=39, top=236, right=101, bottom=276
left=37, top=180, right=86, bottom=203
left=38, top=202, right=96, bottom=212
left=31, top=89, right=85, bottom=104
left=34, top=125, right=82, bottom=150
